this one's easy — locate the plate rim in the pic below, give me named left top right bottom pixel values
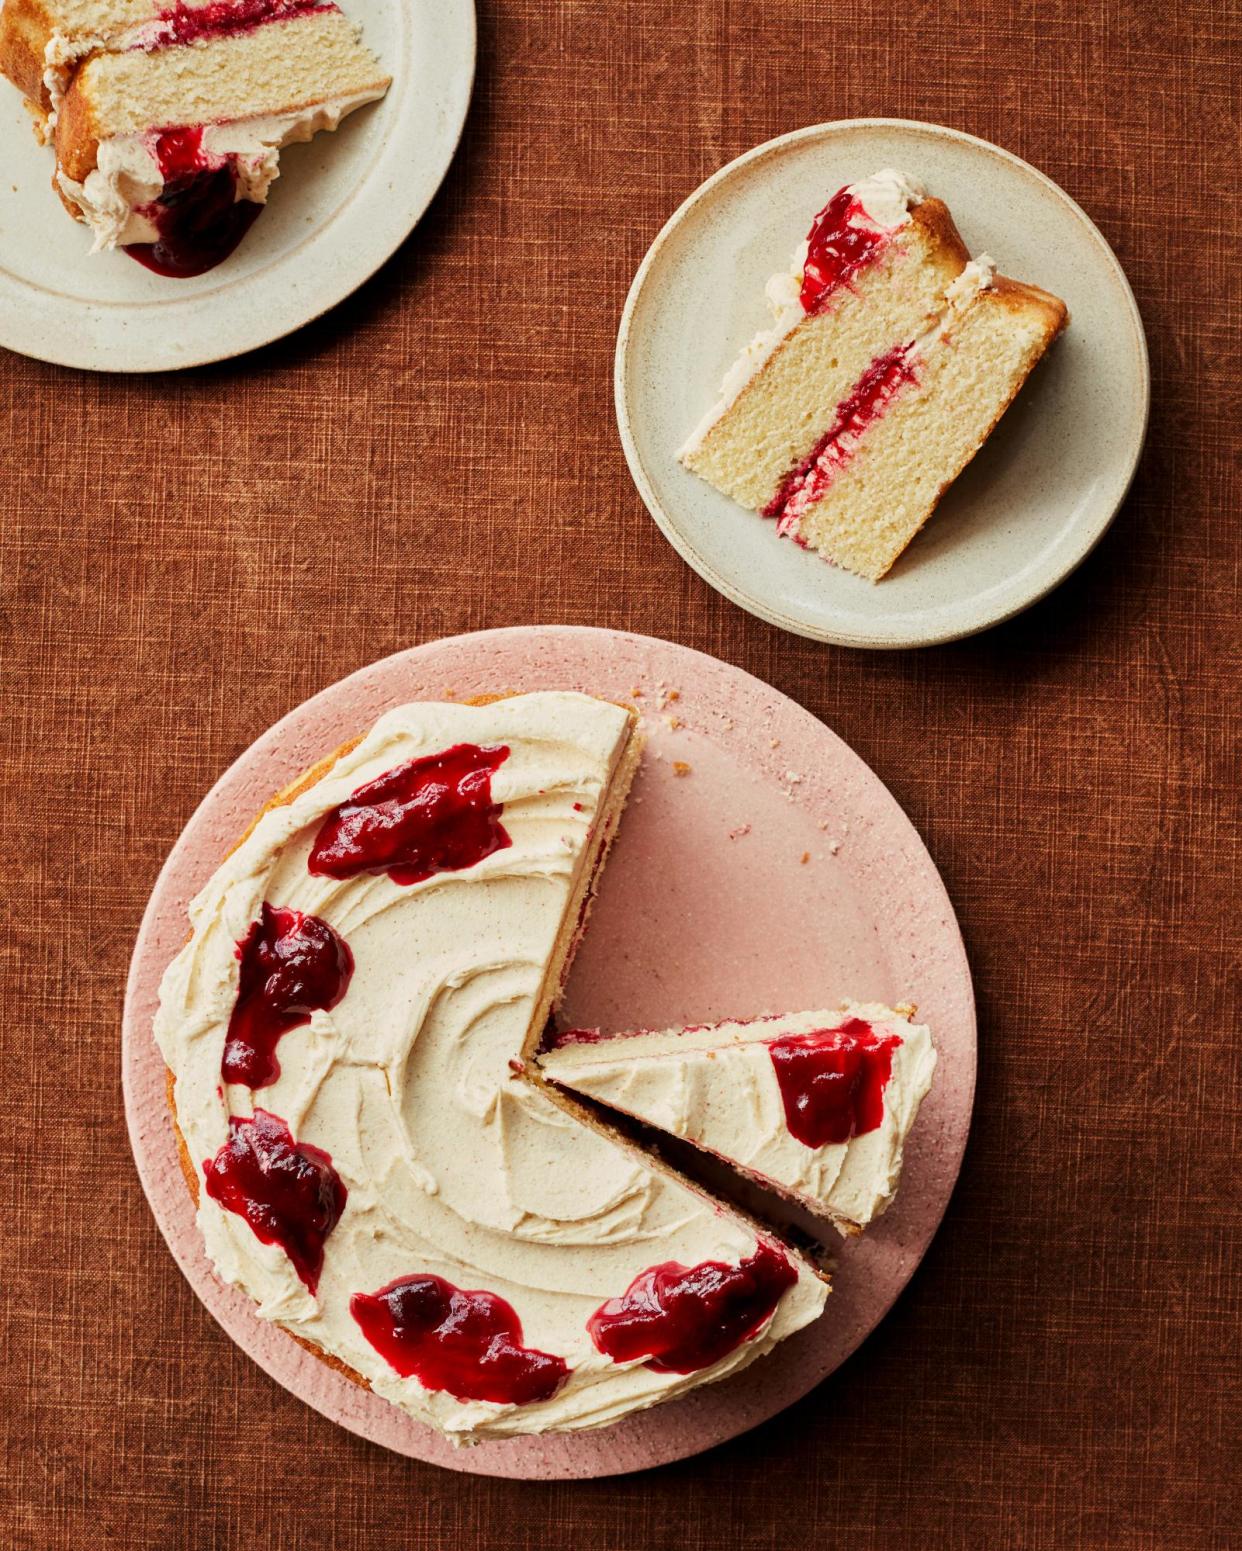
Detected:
left=614, top=117, right=1151, bottom=649
left=0, top=0, right=477, bottom=373
left=121, top=623, right=977, bottom=1478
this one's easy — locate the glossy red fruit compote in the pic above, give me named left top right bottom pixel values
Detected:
left=587, top=1242, right=796, bottom=1373
left=764, top=343, right=920, bottom=533
left=799, top=185, right=893, bottom=314
left=144, top=0, right=330, bottom=49
left=222, top=903, right=353, bottom=1089
left=203, top=1108, right=347, bottom=1293
left=127, top=127, right=261, bottom=278
left=351, top=1275, right=569, bottom=1405
left=767, top=1018, right=901, bottom=1149
left=308, top=744, right=512, bottom=886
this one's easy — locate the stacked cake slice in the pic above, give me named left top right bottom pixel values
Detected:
left=680, top=169, right=1068, bottom=579
left=0, top=0, right=390, bottom=273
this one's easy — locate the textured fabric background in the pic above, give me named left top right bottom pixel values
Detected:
left=1, top=2, right=1238, bottom=1547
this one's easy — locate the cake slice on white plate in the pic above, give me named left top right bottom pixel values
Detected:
left=680, top=170, right=1068, bottom=580
left=540, top=1002, right=937, bottom=1236
left=0, top=0, right=390, bottom=274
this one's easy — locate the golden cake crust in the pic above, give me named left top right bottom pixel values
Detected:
left=907, top=195, right=972, bottom=273
left=0, top=0, right=57, bottom=109
left=52, top=74, right=101, bottom=184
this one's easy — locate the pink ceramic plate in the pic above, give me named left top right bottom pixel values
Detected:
left=122, top=626, right=975, bottom=1479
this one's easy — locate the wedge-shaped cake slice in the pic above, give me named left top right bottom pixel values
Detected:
left=541, top=1002, right=937, bottom=1235
left=0, top=0, right=390, bottom=274
left=680, top=169, right=1067, bottom=579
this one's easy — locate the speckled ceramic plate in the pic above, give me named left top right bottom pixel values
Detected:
left=616, top=120, right=1149, bottom=648
left=123, top=627, right=975, bottom=1477
left=0, top=0, right=474, bottom=372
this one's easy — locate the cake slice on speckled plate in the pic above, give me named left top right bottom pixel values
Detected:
left=680, top=170, right=1067, bottom=579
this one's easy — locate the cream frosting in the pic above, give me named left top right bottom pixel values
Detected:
left=677, top=168, right=926, bottom=460
left=846, top=168, right=926, bottom=231
left=943, top=254, right=997, bottom=309
left=56, top=90, right=384, bottom=251
left=154, top=694, right=828, bottom=1441
left=540, top=1003, right=937, bottom=1232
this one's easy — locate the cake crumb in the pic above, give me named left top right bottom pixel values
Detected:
left=828, top=839, right=841, bottom=854
left=672, top=761, right=692, bottom=778
left=667, top=716, right=682, bottom=730
left=666, top=689, right=680, bottom=703
left=728, top=823, right=751, bottom=840
left=800, top=851, right=810, bottom=865
left=769, top=738, right=781, bottom=749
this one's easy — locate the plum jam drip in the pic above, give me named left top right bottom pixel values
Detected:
left=351, top=1275, right=569, bottom=1405
left=767, top=1017, right=901, bottom=1148
left=222, top=902, right=353, bottom=1089
left=203, top=1109, right=347, bottom=1293
left=308, top=743, right=511, bottom=886
left=587, top=1242, right=796, bottom=1373
left=127, top=127, right=261, bottom=278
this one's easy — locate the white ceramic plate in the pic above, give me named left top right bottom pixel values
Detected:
left=615, top=120, right=1149, bottom=648
left=0, top=0, right=475, bottom=372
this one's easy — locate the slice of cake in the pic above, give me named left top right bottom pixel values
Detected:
left=540, top=1002, right=937, bottom=1235
left=680, top=170, right=1068, bottom=579
left=0, top=1, right=390, bottom=275
left=154, top=694, right=829, bottom=1441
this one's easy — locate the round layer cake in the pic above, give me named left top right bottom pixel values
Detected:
left=154, top=691, right=829, bottom=1442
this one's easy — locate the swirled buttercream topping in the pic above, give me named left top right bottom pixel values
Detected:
left=155, top=693, right=828, bottom=1439
left=541, top=1003, right=937, bottom=1231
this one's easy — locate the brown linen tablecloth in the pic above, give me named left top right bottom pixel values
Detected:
left=1, top=2, right=1238, bottom=1547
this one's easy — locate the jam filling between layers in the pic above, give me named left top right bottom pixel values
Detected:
left=762, top=343, right=921, bottom=538
left=308, top=742, right=512, bottom=886
left=587, top=1242, right=797, bottom=1373
left=351, top=1276, right=571, bottom=1405
left=203, top=1108, right=347, bottom=1293
left=767, top=1018, right=901, bottom=1149
left=222, top=902, right=354, bottom=1089
left=137, top=0, right=337, bottom=51
left=752, top=179, right=926, bottom=538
